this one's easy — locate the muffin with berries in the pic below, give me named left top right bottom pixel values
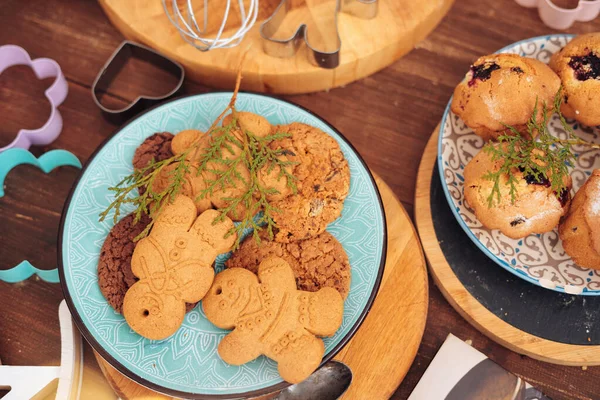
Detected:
left=550, top=33, right=600, bottom=127
left=452, top=54, right=560, bottom=141
left=464, top=145, right=572, bottom=239
left=559, top=170, right=600, bottom=269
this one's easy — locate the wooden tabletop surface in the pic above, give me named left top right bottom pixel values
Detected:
left=1, top=1, right=599, bottom=399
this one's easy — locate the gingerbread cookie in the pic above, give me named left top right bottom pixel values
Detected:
left=222, top=111, right=272, bottom=138
left=226, top=230, right=351, bottom=299
left=268, top=123, right=350, bottom=242
left=123, top=195, right=236, bottom=340
left=98, top=213, right=198, bottom=314
left=203, top=257, right=344, bottom=384
left=169, top=125, right=251, bottom=221
left=150, top=162, right=213, bottom=214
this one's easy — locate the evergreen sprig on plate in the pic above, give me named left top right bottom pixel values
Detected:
left=98, top=68, right=298, bottom=248
left=482, top=88, right=600, bottom=208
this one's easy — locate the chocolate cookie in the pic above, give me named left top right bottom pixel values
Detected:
left=132, top=132, right=175, bottom=170
left=269, top=123, right=351, bottom=242
left=98, top=213, right=197, bottom=313
left=226, top=230, right=351, bottom=299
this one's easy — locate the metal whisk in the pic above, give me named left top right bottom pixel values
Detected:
left=163, top=0, right=259, bottom=51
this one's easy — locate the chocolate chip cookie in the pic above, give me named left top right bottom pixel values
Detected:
left=269, top=123, right=351, bottom=242
left=226, top=230, right=351, bottom=299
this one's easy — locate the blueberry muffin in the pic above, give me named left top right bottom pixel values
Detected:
left=452, top=54, right=560, bottom=141
left=464, top=145, right=572, bottom=239
left=559, top=170, right=600, bottom=269
left=550, top=33, right=600, bottom=127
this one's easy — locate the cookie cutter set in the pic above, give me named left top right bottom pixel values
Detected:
left=0, top=40, right=187, bottom=399
left=163, top=0, right=379, bottom=69
left=260, top=0, right=378, bottom=68
left=1, top=40, right=185, bottom=280
left=0, top=45, right=81, bottom=282
left=515, top=0, right=600, bottom=29
left=0, top=44, right=83, bottom=399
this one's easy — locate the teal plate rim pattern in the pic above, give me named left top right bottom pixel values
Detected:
left=58, top=92, right=387, bottom=398
left=437, top=34, right=600, bottom=296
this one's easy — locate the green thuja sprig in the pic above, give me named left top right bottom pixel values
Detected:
left=481, top=87, right=600, bottom=208
left=98, top=74, right=299, bottom=248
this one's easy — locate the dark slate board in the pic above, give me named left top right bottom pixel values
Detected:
left=431, top=164, right=600, bottom=345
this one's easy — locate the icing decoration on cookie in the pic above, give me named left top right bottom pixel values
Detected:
left=123, top=195, right=236, bottom=340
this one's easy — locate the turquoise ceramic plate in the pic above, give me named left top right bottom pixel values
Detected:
left=58, top=93, right=386, bottom=398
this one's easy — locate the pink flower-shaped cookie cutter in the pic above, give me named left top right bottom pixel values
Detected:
left=515, top=0, right=600, bottom=30
left=0, top=45, right=68, bottom=153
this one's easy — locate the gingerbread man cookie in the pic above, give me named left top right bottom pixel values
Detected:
left=123, top=195, right=236, bottom=340
left=203, top=257, right=344, bottom=384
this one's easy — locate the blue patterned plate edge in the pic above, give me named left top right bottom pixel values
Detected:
left=57, top=92, right=387, bottom=398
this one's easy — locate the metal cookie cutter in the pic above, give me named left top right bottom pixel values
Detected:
left=260, top=0, right=378, bottom=69
left=0, top=148, right=81, bottom=282
left=92, top=41, right=185, bottom=123
left=515, top=0, right=600, bottom=30
left=0, top=45, right=68, bottom=153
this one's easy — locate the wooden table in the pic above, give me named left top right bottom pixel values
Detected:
left=1, top=1, right=599, bottom=399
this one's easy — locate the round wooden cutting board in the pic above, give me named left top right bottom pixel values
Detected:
left=415, top=126, right=600, bottom=366
left=94, top=174, right=429, bottom=399
left=98, top=0, right=454, bottom=94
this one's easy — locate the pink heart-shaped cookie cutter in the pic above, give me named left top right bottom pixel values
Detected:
left=0, top=45, right=68, bottom=153
left=515, top=0, right=600, bottom=29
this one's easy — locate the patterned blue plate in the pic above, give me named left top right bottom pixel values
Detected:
left=438, top=35, right=600, bottom=295
left=58, top=93, right=386, bottom=398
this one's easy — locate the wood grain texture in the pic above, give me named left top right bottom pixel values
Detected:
left=93, top=175, right=429, bottom=399
left=416, top=127, right=600, bottom=367
left=97, top=0, right=454, bottom=94
left=2, top=0, right=600, bottom=398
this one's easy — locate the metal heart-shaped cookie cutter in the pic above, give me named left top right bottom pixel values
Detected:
left=0, top=148, right=81, bottom=283
left=515, top=0, right=600, bottom=29
left=260, top=0, right=378, bottom=69
left=0, top=45, right=68, bottom=153
left=92, top=41, right=185, bottom=123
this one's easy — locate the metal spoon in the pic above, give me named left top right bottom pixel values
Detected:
left=273, top=361, right=353, bottom=400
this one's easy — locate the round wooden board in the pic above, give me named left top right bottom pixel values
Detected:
left=97, top=0, right=453, bottom=94
left=94, top=174, right=429, bottom=399
left=415, top=126, right=600, bottom=366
